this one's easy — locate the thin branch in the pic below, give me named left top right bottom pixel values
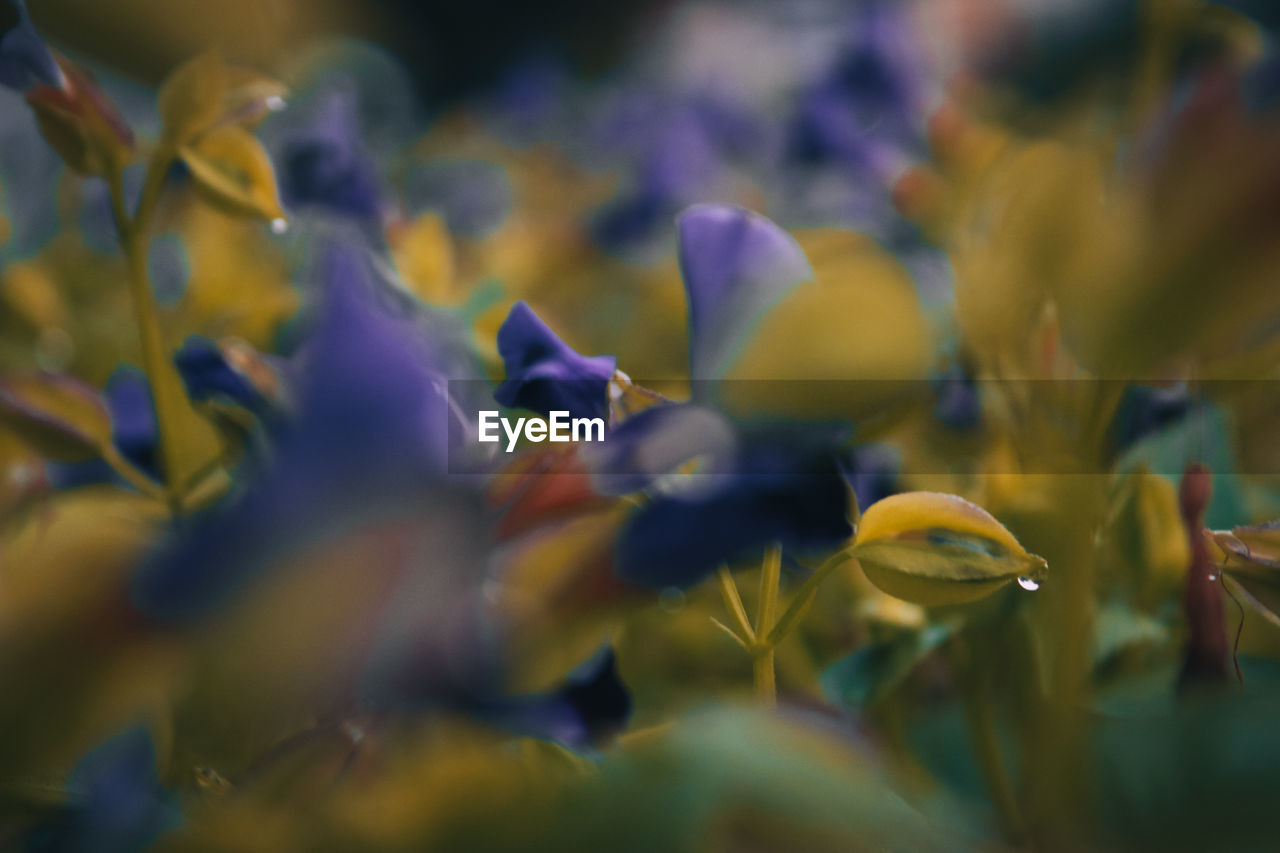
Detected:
left=716, top=566, right=755, bottom=644
left=710, top=617, right=750, bottom=651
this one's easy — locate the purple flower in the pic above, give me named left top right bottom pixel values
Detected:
left=581, top=403, right=737, bottom=498
left=175, top=336, right=274, bottom=417
left=677, top=204, right=812, bottom=382
left=776, top=1, right=928, bottom=227
left=589, top=96, right=749, bottom=257
left=134, top=242, right=464, bottom=620
left=495, top=301, right=616, bottom=423
left=595, top=204, right=911, bottom=588
left=0, top=0, right=62, bottom=92
left=279, top=91, right=382, bottom=221
left=106, top=367, right=159, bottom=478
left=612, top=425, right=855, bottom=589
left=590, top=189, right=674, bottom=258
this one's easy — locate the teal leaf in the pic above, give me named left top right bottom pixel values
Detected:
left=823, top=620, right=961, bottom=711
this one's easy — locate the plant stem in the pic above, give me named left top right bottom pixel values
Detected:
left=756, top=544, right=780, bottom=638
left=1020, top=475, right=1106, bottom=847
left=716, top=566, right=755, bottom=645
left=106, top=155, right=184, bottom=513
left=954, top=640, right=1025, bottom=841
left=753, top=544, right=782, bottom=706
left=752, top=649, right=776, bottom=708
left=716, top=542, right=845, bottom=707
left=767, top=546, right=858, bottom=646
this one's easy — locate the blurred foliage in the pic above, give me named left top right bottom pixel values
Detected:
left=4, top=0, right=1280, bottom=851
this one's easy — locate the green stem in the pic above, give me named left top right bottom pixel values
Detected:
left=1020, top=476, right=1106, bottom=846
left=106, top=153, right=184, bottom=513
left=955, top=642, right=1026, bottom=841
left=752, top=649, right=776, bottom=708
left=716, top=566, right=756, bottom=645
left=767, top=546, right=858, bottom=646
left=753, top=544, right=781, bottom=706
left=756, top=545, right=780, bottom=637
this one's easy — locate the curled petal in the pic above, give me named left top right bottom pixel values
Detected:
left=495, top=301, right=616, bottom=422
left=677, top=204, right=812, bottom=381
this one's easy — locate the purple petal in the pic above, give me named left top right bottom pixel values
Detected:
left=134, top=242, right=463, bottom=619
left=579, top=402, right=736, bottom=497
left=677, top=204, right=812, bottom=381
left=280, top=91, right=382, bottom=220
left=495, top=301, right=616, bottom=422
left=105, top=367, right=159, bottom=477
left=0, top=0, right=63, bottom=92
left=614, top=431, right=854, bottom=589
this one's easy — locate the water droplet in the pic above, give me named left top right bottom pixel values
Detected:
left=265, top=95, right=287, bottom=112
left=270, top=217, right=289, bottom=235
left=1017, top=576, right=1040, bottom=591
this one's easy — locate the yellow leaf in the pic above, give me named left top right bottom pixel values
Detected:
left=221, top=67, right=288, bottom=129
left=952, top=141, right=1097, bottom=375
left=0, top=373, right=112, bottom=461
left=852, top=492, right=1047, bottom=606
left=151, top=359, right=225, bottom=494
left=395, top=213, right=459, bottom=305
left=158, top=49, right=227, bottom=146
left=719, top=230, right=929, bottom=424
left=180, top=126, right=284, bottom=222
left=1216, top=522, right=1280, bottom=627
left=1220, top=523, right=1280, bottom=570
left=1113, top=472, right=1190, bottom=604
left=0, top=488, right=169, bottom=776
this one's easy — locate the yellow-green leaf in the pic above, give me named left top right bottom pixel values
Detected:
left=221, top=67, right=288, bottom=129
left=1110, top=471, right=1190, bottom=604
left=1214, top=522, right=1280, bottom=625
left=718, top=230, right=930, bottom=424
left=180, top=125, right=284, bottom=222
left=1216, top=522, right=1280, bottom=571
left=0, top=374, right=112, bottom=462
left=158, top=49, right=227, bottom=146
left=852, top=491, right=1047, bottom=606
